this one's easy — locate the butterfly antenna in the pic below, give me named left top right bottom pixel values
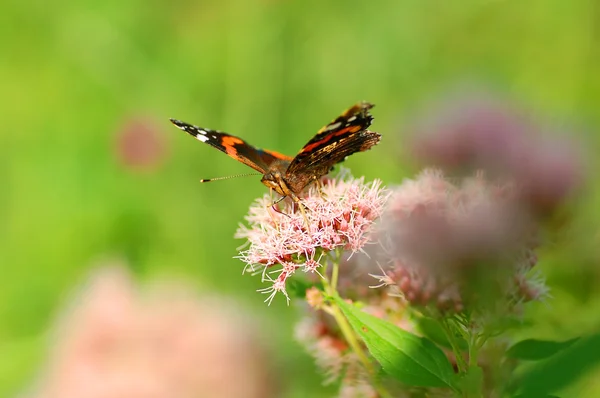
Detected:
left=200, top=173, right=262, bottom=183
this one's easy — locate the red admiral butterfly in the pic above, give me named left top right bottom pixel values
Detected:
left=170, top=102, right=381, bottom=203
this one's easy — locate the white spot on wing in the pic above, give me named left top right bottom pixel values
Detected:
left=325, top=121, right=342, bottom=131
left=347, top=116, right=357, bottom=122
left=195, top=133, right=209, bottom=142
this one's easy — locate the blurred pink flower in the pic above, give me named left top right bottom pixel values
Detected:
left=373, top=169, right=546, bottom=313
left=294, top=315, right=349, bottom=385
left=409, top=91, right=585, bottom=214
left=235, top=172, right=389, bottom=304
left=411, top=93, right=532, bottom=173
left=28, top=266, right=277, bottom=398
left=115, top=117, right=166, bottom=171
left=516, top=137, right=585, bottom=214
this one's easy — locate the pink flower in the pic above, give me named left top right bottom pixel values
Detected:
left=294, top=315, right=349, bottom=385
left=409, top=91, right=585, bottom=214
left=410, top=92, right=532, bottom=173
left=374, top=169, right=545, bottom=313
left=235, top=171, right=389, bottom=304
left=114, top=117, right=167, bottom=172
left=386, top=90, right=588, bottom=314
left=27, top=266, right=277, bottom=398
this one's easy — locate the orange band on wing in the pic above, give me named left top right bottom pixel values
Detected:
left=222, top=136, right=244, bottom=156
left=263, top=150, right=293, bottom=161
left=299, top=126, right=359, bottom=153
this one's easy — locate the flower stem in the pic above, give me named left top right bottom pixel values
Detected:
left=330, top=249, right=341, bottom=290
left=442, top=318, right=468, bottom=373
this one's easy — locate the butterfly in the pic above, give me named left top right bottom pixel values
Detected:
left=170, top=102, right=381, bottom=203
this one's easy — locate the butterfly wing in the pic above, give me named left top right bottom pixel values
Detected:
left=284, top=102, right=380, bottom=192
left=170, top=119, right=291, bottom=173
left=293, top=102, right=374, bottom=155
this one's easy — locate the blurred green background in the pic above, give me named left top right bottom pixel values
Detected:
left=2, top=0, right=600, bottom=396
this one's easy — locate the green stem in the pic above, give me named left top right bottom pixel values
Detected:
left=330, top=251, right=340, bottom=290
left=468, top=333, right=479, bottom=368
left=442, top=318, right=468, bottom=374
left=470, top=332, right=488, bottom=367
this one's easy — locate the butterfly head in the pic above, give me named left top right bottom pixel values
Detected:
left=261, top=171, right=292, bottom=197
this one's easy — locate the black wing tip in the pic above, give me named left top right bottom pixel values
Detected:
left=170, top=119, right=199, bottom=136
left=169, top=118, right=186, bottom=128
left=169, top=119, right=203, bottom=141
left=358, top=102, right=375, bottom=124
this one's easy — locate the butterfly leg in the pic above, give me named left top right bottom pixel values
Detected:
left=270, top=198, right=291, bottom=219
left=270, top=195, right=287, bottom=207
left=312, top=176, right=327, bottom=198
left=288, top=193, right=311, bottom=230
left=264, top=191, right=287, bottom=230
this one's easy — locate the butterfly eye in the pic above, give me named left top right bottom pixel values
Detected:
left=261, top=174, right=277, bottom=188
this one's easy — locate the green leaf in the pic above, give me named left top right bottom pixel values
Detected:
left=416, top=316, right=467, bottom=351
left=507, top=338, right=579, bottom=361
left=509, top=333, right=600, bottom=396
left=334, top=296, right=458, bottom=390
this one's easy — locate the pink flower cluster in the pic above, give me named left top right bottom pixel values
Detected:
left=374, top=169, right=547, bottom=313
left=371, top=91, right=586, bottom=314
left=235, top=172, right=389, bottom=304
left=27, top=266, right=276, bottom=398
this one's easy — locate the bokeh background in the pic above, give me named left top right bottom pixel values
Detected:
left=2, top=0, right=600, bottom=396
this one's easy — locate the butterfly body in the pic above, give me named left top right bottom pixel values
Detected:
left=170, top=102, right=380, bottom=201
